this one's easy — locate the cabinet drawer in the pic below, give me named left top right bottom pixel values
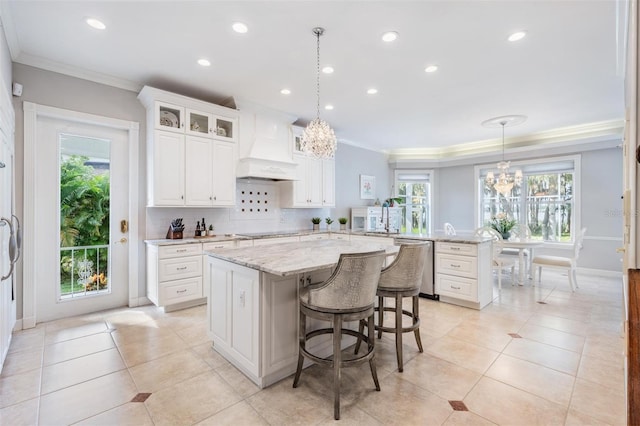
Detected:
left=236, top=239, right=254, bottom=248
left=436, top=242, right=477, bottom=256
left=436, top=274, right=477, bottom=302
left=330, top=234, right=349, bottom=241
left=159, top=244, right=202, bottom=259
left=436, top=254, right=477, bottom=278
left=159, top=276, right=202, bottom=305
left=202, top=241, right=236, bottom=250
left=158, top=255, right=202, bottom=281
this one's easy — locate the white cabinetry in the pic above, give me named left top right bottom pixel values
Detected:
left=139, top=86, right=238, bottom=207
left=146, top=243, right=204, bottom=309
left=434, top=242, right=492, bottom=310
left=206, top=257, right=261, bottom=378
left=279, top=134, right=335, bottom=208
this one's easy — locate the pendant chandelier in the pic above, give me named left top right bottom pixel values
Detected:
left=300, top=27, right=337, bottom=159
left=482, top=115, right=527, bottom=197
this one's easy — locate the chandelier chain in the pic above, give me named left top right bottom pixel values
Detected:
left=315, top=28, right=321, bottom=119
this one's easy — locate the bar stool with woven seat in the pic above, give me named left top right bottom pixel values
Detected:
left=292, top=250, right=386, bottom=421
left=357, top=242, right=428, bottom=372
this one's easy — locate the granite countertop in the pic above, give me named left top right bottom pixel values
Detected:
left=145, top=229, right=490, bottom=246
left=205, top=239, right=399, bottom=276
left=144, top=234, right=249, bottom=246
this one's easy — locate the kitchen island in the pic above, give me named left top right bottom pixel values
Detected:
left=204, top=235, right=492, bottom=388
left=204, top=239, right=399, bottom=388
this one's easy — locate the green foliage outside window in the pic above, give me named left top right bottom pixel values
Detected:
left=59, top=155, right=110, bottom=295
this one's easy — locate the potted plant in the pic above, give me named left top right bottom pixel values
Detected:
left=208, top=224, right=214, bottom=236
left=488, top=213, right=517, bottom=240
left=338, top=217, right=348, bottom=231
left=325, top=217, right=334, bottom=231
left=311, top=217, right=321, bottom=231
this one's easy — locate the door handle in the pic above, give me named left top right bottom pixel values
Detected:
left=616, top=247, right=626, bottom=253
left=118, top=237, right=128, bottom=244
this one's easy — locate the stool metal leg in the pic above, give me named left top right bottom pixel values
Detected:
left=333, top=315, right=342, bottom=420
left=395, top=293, right=404, bottom=372
left=413, top=295, right=423, bottom=353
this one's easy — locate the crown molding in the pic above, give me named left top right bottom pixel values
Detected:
left=388, top=119, right=624, bottom=163
left=14, top=52, right=142, bottom=92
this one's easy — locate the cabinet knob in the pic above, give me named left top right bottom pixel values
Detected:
left=214, top=196, right=217, bottom=200
left=210, top=196, right=213, bottom=200
left=181, top=195, right=184, bottom=199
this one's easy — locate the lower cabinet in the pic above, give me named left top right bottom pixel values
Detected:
left=434, top=241, right=492, bottom=310
left=147, top=243, right=204, bottom=309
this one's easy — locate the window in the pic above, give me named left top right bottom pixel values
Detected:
left=477, top=156, right=579, bottom=243
left=394, top=170, right=433, bottom=234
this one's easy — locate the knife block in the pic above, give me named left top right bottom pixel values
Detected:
left=166, top=227, right=183, bottom=240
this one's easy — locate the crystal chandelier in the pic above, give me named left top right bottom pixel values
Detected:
left=300, top=27, right=337, bottom=159
left=482, top=115, right=527, bottom=197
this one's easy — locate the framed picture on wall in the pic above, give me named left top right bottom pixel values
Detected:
left=360, top=174, right=375, bottom=199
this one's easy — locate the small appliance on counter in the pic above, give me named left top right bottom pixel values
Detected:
left=166, top=218, right=184, bottom=239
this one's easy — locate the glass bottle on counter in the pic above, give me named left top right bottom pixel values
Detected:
left=196, top=221, right=201, bottom=237
left=201, top=218, right=206, bottom=235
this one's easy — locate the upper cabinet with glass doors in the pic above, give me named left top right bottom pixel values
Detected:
left=139, top=86, right=240, bottom=207
left=153, top=99, right=237, bottom=144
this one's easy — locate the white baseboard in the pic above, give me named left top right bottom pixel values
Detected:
left=21, top=316, right=36, bottom=330
left=13, top=319, right=22, bottom=331
left=128, top=297, right=152, bottom=307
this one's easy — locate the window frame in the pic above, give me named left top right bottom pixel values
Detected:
left=474, top=154, right=581, bottom=248
left=394, top=169, right=434, bottom=235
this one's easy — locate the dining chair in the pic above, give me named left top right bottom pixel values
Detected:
left=531, top=228, right=587, bottom=292
left=292, top=250, right=386, bottom=420
left=474, top=227, right=516, bottom=292
left=444, top=222, right=456, bottom=236
left=501, top=223, right=532, bottom=274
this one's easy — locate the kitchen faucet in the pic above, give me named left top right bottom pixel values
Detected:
left=381, top=204, right=390, bottom=233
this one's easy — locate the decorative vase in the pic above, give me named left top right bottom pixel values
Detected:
left=501, top=231, right=511, bottom=240
left=313, top=224, right=319, bottom=231
left=340, top=224, right=347, bottom=231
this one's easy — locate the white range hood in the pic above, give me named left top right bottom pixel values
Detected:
left=231, top=98, right=299, bottom=181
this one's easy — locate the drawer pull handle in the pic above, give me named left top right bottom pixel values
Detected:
left=176, top=266, right=188, bottom=270
left=450, top=264, right=461, bottom=268
left=451, top=247, right=460, bottom=251
left=214, top=245, right=224, bottom=248
left=176, top=289, right=188, bottom=293
left=177, top=249, right=187, bottom=252
left=451, top=286, right=461, bottom=290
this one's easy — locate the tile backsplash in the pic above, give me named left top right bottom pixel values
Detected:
left=145, top=180, right=330, bottom=239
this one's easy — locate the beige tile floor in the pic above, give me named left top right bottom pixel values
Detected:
left=0, top=269, right=625, bottom=425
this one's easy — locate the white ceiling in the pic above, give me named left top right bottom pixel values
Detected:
left=1, top=0, right=627, bottom=155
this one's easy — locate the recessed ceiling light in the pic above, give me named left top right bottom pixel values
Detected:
left=381, top=31, right=398, bottom=42
left=367, top=88, right=378, bottom=95
left=322, top=66, right=334, bottom=74
left=280, top=88, right=291, bottom=95
left=232, top=22, right=248, bottom=33
left=325, top=104, right=334, bottom=110
left=424, top=65, right=438, bottom=73
left=86, top=18, right=106, bottom=30
left=197, top=59, right=211, bottom=67
left=508, top=31, right=527, bottom=42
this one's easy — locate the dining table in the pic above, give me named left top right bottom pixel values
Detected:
left=501, top=239, right=544, bottom=285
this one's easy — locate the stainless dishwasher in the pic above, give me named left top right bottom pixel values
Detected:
left=395, top=239, right=437, bottom=300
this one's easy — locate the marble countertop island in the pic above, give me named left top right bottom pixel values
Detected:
left=204, top=239, right=398, bottom=276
